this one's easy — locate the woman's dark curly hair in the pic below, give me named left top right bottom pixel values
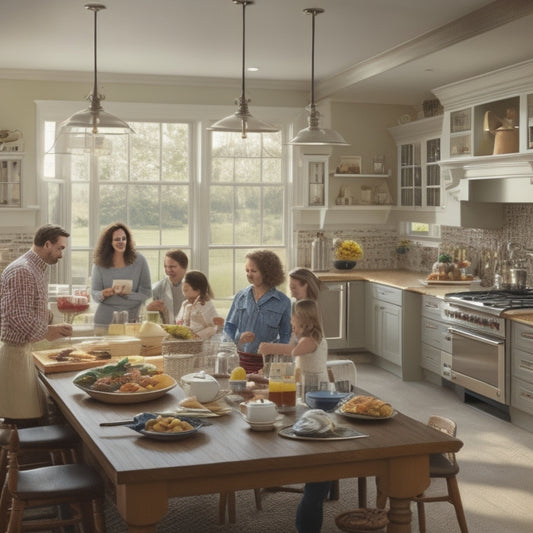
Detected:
left=246, top=250, right=285, bottom=288
left=93, top=222, right=137, bottom=268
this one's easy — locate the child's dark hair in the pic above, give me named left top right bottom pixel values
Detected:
left=184, top=270, right=214, bottom=303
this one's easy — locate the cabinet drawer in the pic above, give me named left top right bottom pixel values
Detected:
left=421, top=295, right=443, bottom=321
left=512, top=347, right=533, bottom=383
left=511, top=321, right=533, bottom=353
left=421, top=343, right=441, bottom=374
left=421, top=317, right=452, bottom=352
left=371, top=283, right=402, bottom=306
left=511, top=376, right=533, bottom=416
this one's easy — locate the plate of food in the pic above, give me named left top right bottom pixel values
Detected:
left=336, top=395, right=397, bottom=420
left=73, top=357, right=176, bottom=404
left=126, top=413, right=208, bottom=441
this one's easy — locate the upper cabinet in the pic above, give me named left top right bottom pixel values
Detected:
left=388, top=115, right=443, bottom=209
left=433, top=59, right=533, bottom=197
left=0, top=152, right=23, bottom=208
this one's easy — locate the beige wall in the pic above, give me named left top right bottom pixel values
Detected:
left=0, top=75, right=414, bottom=231
left=329, top=101, right=415, bottom=205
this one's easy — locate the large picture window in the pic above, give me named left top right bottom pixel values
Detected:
left=38, top=102, right=290, bottom=308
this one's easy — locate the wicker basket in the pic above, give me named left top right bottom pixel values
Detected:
left=161, top=336, right=204, bottom=355
left=163, top=353, right=197, bottom=382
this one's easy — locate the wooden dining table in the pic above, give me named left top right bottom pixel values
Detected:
left=39, top=371, right=463, bottom=533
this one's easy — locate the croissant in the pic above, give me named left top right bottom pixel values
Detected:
left=341, top=395, right=393, bottom=418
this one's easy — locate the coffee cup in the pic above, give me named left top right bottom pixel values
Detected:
left=241, top=399, right=278, bottom=423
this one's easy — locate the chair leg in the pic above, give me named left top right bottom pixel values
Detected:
left=0, top=481, right=12, bottom=532
left=227, top=491, right=236, bottom=524
left=254, top=488, right=262, bottom=511
left=447, top=477, right=469, bottom=533
left=357, top=477, right=367, bottom=508
left=6, top=498, right=24, bottom=533
left=416, top=497, right=427, bottom=533
left=328, top=480, right=340, bottom=501
left=218, top=493, right=228, bottom=525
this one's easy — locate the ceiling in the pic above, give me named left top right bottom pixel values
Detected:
left=3, top=0, right=533, bottom=106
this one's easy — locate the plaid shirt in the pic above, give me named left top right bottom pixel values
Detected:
left=0, top=249, right=49, bottom=345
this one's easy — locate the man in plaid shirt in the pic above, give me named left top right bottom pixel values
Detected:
left=0, top=224, right=72, bottom=426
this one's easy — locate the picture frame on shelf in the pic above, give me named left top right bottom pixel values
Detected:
left=302, top=155, right=328, bottom=207
left=335, top=155, right=361, bottom=175
left=372, top=155, right=385, bottom=175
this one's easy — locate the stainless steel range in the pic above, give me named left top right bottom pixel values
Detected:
left=442, top=290, right=533, bottom=406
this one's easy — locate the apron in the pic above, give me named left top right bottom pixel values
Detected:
left=0, top=341, right=46, bottom=419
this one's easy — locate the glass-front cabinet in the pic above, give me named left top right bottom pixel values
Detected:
left=389, top=115, right=442, bottom=209
left=0, top=153, right=22, bottom=208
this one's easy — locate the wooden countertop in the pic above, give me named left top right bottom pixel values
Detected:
left=316, top=269, right=533, bottom=326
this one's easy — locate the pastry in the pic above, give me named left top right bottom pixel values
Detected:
left=340, top=395, right=393, bottom=417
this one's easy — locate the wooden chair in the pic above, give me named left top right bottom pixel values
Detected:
left=412, top=415, right=468, bottom=533
left=0, top=425, right=105, bottom=532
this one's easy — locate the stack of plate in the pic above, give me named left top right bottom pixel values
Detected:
left=238, top=351, right=263, bottom=373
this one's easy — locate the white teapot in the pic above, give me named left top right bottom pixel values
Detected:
left=180, top=371, right=220, bottom=403
left=240, top=398, right=278, bottom=423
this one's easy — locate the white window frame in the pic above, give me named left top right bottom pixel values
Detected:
left=35, top=100, right=299, bottom=290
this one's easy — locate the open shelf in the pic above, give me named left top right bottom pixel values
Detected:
left=333, top=171, right=390, bottom=178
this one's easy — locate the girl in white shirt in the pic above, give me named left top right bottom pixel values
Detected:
left=176, top=271, right=223, bottom=340
left=258, top=299, right=328, bottom=390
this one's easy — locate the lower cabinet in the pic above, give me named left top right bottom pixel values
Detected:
left=511, top=321, right=533, bottom=417
left=420, top=295, right=452, bottom=380
left=365, top=282, right=421, bottom=380
left=366, top=283, right=402, bottom=365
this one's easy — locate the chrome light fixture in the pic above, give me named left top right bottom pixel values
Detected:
left=51, top=3, right=134, bottom=154
left=208, top=0, right=278, bottom=139
left=290, top=8, right=349, bottom=146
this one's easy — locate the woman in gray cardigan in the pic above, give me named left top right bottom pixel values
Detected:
left=91, top=222, right=151, bottom=329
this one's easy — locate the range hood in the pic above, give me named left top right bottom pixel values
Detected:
left=439, top=153, right=533, bottom=203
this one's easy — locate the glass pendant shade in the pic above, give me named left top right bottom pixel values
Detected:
left=208, top=0, right=279, bottom=139
left=290, top=8, right=348, bottom=146
left=50, top=3, right=133, bottom=155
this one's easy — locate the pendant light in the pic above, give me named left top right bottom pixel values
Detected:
left=50, top=3, right=134, bottom=155
left=290, top=8, right=349, bottom=146
left=208, top=0, right=279, bottom=139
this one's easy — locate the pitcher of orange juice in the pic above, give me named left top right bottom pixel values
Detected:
left=268, top=360, right=296, bottom=413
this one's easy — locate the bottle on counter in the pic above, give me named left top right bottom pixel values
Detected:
left=311, top=232, right=330, bottom=272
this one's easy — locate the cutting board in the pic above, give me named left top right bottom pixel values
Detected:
left=33, top=337, right=143, bottom=374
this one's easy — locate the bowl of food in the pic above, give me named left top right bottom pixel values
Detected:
left=305, top=390, right=350, bottom=412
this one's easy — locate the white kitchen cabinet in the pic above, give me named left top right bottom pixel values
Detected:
left=388, top=116, right=442, bottom=209
left=321, top=281, right=365, bottom=351
left=510, top=321, right=533, bottom=418
left=365, top=282, right=422, bottom=380
left=420, top=295, right=452, bottom=382
left=0, top=152, right=23, bottom=207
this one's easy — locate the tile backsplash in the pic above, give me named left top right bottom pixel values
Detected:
left=296, top=204, right=533, bottom=281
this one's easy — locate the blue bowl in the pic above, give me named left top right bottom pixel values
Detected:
left=305, top=390, right=350, bottom=411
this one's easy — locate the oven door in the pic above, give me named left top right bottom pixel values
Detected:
left=448, top=326, right=507, bottom=404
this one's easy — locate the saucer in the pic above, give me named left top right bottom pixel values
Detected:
left=241, top=414, right=283, bottom=432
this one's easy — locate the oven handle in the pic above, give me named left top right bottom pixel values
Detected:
left=448, top=326, right=504, bottom=346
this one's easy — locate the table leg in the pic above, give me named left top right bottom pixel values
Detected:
left=377, top=456, right=431, bottom=533
left=386, top=497, right=412, bottom=533
left=116, top=482, right=169, bottom=533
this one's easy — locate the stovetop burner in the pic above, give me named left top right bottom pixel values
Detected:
left=445, top=290, right=533, bottom=314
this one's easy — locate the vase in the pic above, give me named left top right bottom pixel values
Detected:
left=334, top=260, right=356, bottom=270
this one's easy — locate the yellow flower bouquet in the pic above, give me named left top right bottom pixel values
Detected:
left=333, top=238, right=364, bottom=261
